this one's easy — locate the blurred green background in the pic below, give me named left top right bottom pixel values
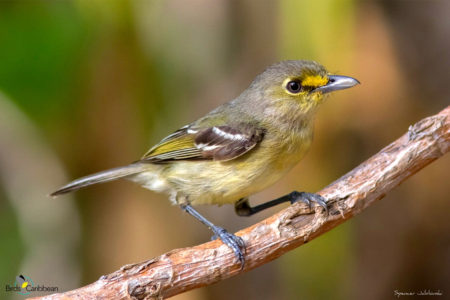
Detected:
left=0, top=1, right=448, bottom=299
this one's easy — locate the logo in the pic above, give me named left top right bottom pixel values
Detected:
left=5, top=275, right=58, bottom=295
left=4, top=275, right=34, bottom=295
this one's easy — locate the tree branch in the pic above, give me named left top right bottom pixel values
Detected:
left=33, top=106, right=450, bottom=300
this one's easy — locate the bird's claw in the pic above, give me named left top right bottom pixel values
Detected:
left=289, top=191, right=328, bottom=214
left=211, top=226, right=245, bottom=269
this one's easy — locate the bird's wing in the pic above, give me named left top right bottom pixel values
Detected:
left=140, top=124, right=265, bottom=163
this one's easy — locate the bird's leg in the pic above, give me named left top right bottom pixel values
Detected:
left=180, top=204, right=245, bottom=269
left=235, top=191, right=328, bottom=217
left=234, top=197, right=290, bottom=216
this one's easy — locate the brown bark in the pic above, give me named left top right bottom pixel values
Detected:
left=31, top=106, right=450, bottom=300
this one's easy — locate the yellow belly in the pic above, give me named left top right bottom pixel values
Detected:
left=157, top=131, right=313, bottom=205
left=130, top=128, right=313, bottom=206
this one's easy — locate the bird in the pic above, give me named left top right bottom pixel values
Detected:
left=51, top=60, right=359, bottom=268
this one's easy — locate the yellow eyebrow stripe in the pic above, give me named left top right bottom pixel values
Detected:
left=302, top=75, right=328, bottom=87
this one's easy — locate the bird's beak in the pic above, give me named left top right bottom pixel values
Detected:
left=313, top=75, right=360, bottom=94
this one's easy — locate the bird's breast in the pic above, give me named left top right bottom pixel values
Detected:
left=138, top=124, right=315, bottom=206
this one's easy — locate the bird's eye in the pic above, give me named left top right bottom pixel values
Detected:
left=286, top=80, right=302, bottom=93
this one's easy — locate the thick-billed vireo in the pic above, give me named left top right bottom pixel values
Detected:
left=51, top=60, right=359, bottom=268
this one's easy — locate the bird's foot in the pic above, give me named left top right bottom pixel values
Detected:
left=211, top=226, right=245, bottom=269
left=289, top=191, right=328, bottom=213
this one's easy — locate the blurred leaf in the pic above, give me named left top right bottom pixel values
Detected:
left=279, top=0, right=356, bottom=66
left=0, top=2, right=91, bottom=122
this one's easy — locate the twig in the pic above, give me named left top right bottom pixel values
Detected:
left=32, top=106, right=450, bottom=300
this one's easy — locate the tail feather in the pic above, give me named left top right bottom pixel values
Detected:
left=50, top=164, right=145, bottom=197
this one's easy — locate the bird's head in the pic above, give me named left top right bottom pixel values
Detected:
left=250, top=60, right=359, bottom=116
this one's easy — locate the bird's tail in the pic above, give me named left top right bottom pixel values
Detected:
left=50, top=163, right=146, bottom=197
